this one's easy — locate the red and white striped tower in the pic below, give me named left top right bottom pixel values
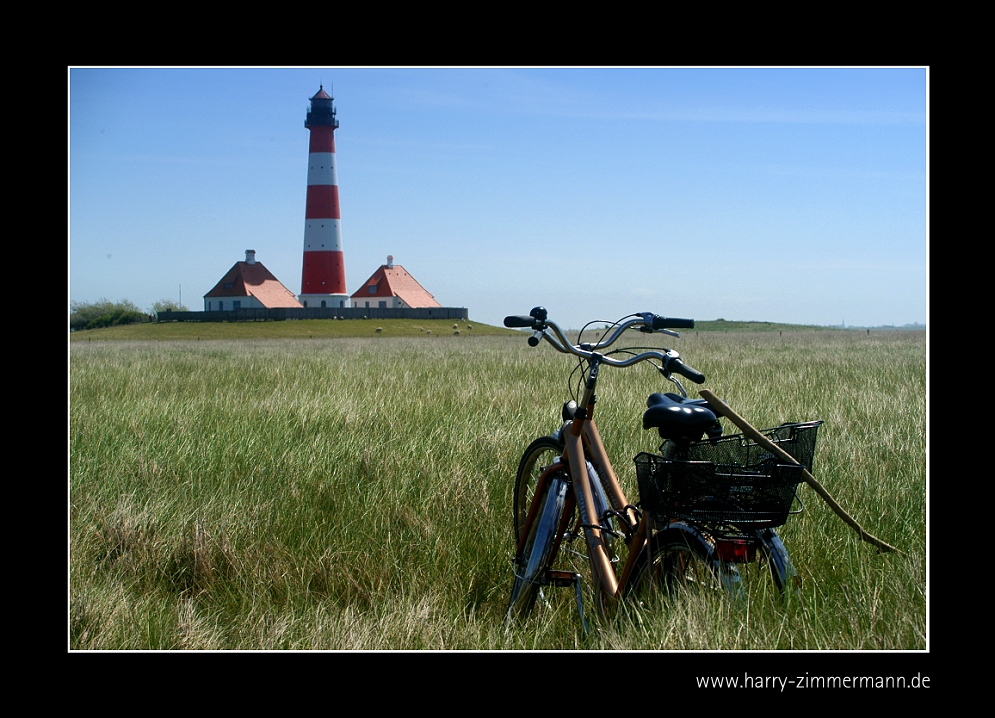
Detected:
left=299, top=85, right=348, bottom=308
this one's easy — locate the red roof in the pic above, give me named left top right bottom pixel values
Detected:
left=350, top=263, right=441, bottom=308
left=204, top=260, right=303, bottom=308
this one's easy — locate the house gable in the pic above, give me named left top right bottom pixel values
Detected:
left=350, top=259, right=441, bottom=309
left=205, top=252, right=302, bottom=309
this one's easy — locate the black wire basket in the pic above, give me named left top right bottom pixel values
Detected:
left=634, top=421, right=823, bottom=529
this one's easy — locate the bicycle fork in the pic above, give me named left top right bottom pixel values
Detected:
left=565, top=429, right=618, bottom=602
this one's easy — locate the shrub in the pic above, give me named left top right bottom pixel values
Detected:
left=70, top=299, right=149, bottom=331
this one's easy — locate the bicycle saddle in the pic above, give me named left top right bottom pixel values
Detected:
left=643, top=392, right=722, bottom=442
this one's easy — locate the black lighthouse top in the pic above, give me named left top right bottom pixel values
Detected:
left=306, top=85, right=339, bottom=129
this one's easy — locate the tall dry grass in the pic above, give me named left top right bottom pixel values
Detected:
left=70, top=331, right=925, bottom=650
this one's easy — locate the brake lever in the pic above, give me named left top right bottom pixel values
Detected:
left=638, top=312, right=679, bottom=337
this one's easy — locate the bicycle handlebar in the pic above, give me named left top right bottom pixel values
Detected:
left=651, top=315, right=694, bottom=330
left=666, top=356, right=705, bottom=384
left=504, top=312, right=694, bottom=332
left=504, top=315, right=537, bottom=328
left=503, top=309, right=706, bottom=383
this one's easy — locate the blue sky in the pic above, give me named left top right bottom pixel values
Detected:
left=69, top=67, right=927, bottom=329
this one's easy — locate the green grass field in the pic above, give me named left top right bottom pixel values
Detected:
left=68, top=318, right=513, bottom=342
left=69, top=323, right=926, bottom=651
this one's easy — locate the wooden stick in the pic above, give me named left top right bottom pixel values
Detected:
left=699, top=389, right=902, bottom=555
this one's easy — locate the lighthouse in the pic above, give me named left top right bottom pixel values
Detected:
left=299, top=85, right=348, bottom=308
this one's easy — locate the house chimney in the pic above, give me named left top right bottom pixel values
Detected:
left=246, top=249, right=256, bottom=264
left=386, top=255, right=394, bottom=269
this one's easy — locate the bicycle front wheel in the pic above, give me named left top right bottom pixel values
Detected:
left=507, top=472, right=570, bottom=621
left=513, top=435, right=564, bottom=545
left=626, top=524, right=741, bottom=604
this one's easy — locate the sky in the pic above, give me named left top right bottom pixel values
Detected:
left=69, top=67, right=927, bottom=330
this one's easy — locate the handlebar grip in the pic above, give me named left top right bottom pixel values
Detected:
left=504, top=315, right=537, bottom=328
left=653, top=315, right=695, bottom=330
left=673, top=360, right=706, bottom=384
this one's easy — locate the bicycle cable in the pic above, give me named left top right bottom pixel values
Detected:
left=560, top=314, right=683, bottom=402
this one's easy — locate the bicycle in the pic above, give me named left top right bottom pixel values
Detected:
left=504, top=307, right=822, bottom=630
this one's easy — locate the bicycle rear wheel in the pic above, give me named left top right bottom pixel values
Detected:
left=507, top=472, right=570, bottom=621
left=626, top=524, right=741, bottom=604
left=756, top=527, right=797, bottom=594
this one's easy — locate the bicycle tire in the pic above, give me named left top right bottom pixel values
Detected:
left=513, top=435, right=564, bottom=545
left=507, top=472, right=570, bottom=621
left=626, top=524, right=741, bottom=604
left=757, top=528, right=796, bottom=594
